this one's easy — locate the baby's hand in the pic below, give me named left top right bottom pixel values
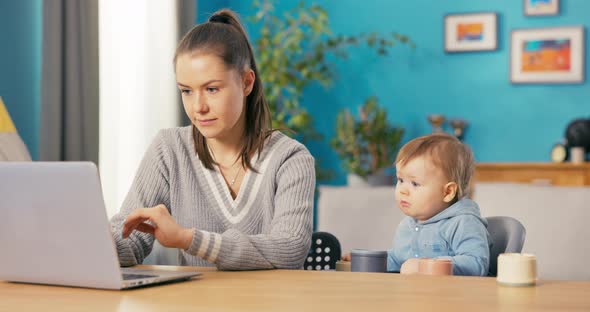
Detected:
left=400, top=258, right=421, bottom=274
left=341, top=252, right=351, bottom=261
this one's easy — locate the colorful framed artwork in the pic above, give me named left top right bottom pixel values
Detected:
left=510, top=27, right=585, bottom=84
left=444, top=13, right=497, bottom=53
left=524, top=0, right=559, bottom=16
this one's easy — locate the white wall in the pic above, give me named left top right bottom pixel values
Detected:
left=99, top=0, right=180, bottom=218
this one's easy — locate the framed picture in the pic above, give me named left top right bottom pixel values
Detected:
left=444, top=13, right=497, bottom=52
left=510, top=27, right=585, bottom=84
left=524, top=0, right=559, bottom=16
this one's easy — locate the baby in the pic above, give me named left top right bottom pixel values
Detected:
left=343, top=133, right=490, bottom=276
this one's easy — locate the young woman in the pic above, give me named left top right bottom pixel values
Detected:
left=110, top=9, right=315, bottom=270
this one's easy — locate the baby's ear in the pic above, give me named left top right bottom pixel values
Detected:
left=443, top=182, right=458, bottom=203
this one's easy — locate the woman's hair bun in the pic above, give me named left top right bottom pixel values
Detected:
left=209, top=13, right=230, bottom=24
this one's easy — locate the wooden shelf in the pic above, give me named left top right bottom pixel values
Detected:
left=475, top=162, right=590, bottom=186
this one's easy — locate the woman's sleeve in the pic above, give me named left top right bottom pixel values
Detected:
left=109, top=132, right=171, bottom=267
left=185, top=148, right=315, bottom=270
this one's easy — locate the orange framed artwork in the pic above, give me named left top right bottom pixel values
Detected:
left=524, top=0, right=559, bottom=16
left=510, top=27, right=585, bottom=84
left=444, top=13, right=497, bottom=53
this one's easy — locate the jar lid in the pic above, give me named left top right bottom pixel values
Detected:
left=351, top=249, right=387, bottom=258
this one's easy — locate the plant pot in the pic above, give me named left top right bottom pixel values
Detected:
left=347, top=174, right=369, bottom=187
left=366, top=174, right=394, bottom=186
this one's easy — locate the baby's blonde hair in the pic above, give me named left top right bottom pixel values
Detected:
left=395, top=133, right=474, bottom=200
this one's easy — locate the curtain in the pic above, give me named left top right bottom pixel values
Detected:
left=98, top=0, right=186, bottom=219
left=39, top=0, right=99, bottom=163
left=135, top=0, right=197, bottom=266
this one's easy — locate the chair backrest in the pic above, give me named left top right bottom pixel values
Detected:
left=485, top=216, right=526, bottom=276
left=304, top=232, right=341, bottom=271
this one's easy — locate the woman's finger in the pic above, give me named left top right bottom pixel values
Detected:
left=123, top=208, right=155, bottom=230
left=125, top=207, right=166, bottom=226
left=122, top=206, right=168, bottom=238
left=135, top=222, right=156, bottom=235
left=122, top=217, right=149, bottom=238
left=125, top=208, right=154, bottom=223
left=124, top=216, right=150, bottom=230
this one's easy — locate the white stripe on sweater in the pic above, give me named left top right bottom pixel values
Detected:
left=208, top=233, right=222, bottom=263
left=202, top=136, right=286, bottom=224
left=196, top=231, right=210, bottom=258
left=228, top=151, right=258, bottom=210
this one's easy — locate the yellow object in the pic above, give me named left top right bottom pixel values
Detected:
left=0, top=96, right=17, bottom=133
left=335, top=260, right=351, bottom=271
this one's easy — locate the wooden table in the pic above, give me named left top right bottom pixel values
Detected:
left=1, top=265, right=589, bottom=311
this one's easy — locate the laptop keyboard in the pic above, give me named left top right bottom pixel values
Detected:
left=122, top=273, right=157, bottom=280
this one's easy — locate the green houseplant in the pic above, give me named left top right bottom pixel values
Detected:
left=330, top=96, right=404, bottom=186
left=249, top=0, right=413, bottom=180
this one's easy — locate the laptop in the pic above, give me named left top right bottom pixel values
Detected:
left=0, top=162, right=200, bottom=290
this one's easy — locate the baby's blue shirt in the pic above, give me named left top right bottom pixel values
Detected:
left=387, top=198, right=490, bottom=276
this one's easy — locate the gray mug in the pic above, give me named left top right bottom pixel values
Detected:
left=351, top=249, right=387, bottom=272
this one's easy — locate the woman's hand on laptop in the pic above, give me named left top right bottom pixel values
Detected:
left=122, top=204, right=194, bottom=250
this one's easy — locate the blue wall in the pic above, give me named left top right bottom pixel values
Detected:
left=6, top=0, right=587, bottom=178
left=197, top=0, right=229, bottom=23
left=219, top=0, right=590, bottom=185
left=0, top=0, right=42, bottom=159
